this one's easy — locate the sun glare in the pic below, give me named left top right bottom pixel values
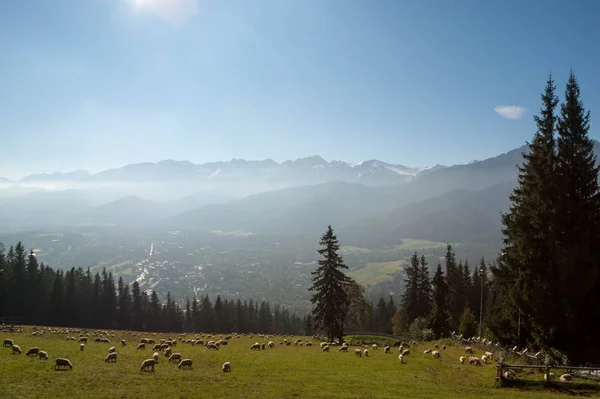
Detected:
left=134, top=0, right=145, bottom=7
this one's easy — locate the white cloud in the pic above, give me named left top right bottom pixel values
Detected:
left=494, top=105, right=527, bottom=120
left=145, top=0, right=199, bottom=25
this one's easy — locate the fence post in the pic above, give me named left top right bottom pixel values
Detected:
left=496, top=356, right=505, bottom=387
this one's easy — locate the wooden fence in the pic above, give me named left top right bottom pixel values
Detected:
left=496, top=356, right=600, bottom=386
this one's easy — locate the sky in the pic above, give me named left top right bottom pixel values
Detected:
left=1, top=0, right=600, bottom=179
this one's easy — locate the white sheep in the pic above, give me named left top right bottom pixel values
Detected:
left=423, top=349, right=432, bottom=355
left=55, top=358, right=73, bottom=370
left=504, top=370, right=516, bottom=380
left=484, top=351, right=493, bottom=360
left=178, top=359, right=193, bottom=369
left=481, top=355, right=488, bottom=364
left=168, top=353, right=182, bottom=363
left=39, top=351, right=48, bottom=360
left=398, top=354, right=404, bottom=363
left=268, top=341, right=275, bottom=348
left=222, top=361, right=231, bottom=372
left=384, top=346, right=390, bottom=354
left=339, top=346, right=348, bottom=352
left=153, top=352, right=159, bottom=363
left=104, top=352, right=117, bottom=363
left=544, top=372, right=555, bottom=381
left=354, top=348, right=362, bottom=357
left=363, top=349, right=369, bottom=357
left=560, top=374, right=573, bottom=382
left=469, top=357, right=482, bottom=366
left=12, top=345, right=22, bottom=354
left=322, top=345, right=330, bottom=352
left=136, top=343, right=145, bottom=350
left=206, top=343, right=219, bottom=350
left=401, top=349, right=410, bottom=357
left=108, top=347, right=116, bottom=354
left=3, top=339, right=14, bottom=347
left=26, top=347, right=40, bottom=356
left=121, top=339, right=127, bottom=346
left=80, top=343, right=85, bottom=351
left=459, top=356, right=466, bottom=364
left=465, top=346, right=474, bottom=354
left=372, top=344, right=378, bottom=350
left=432, top=351, right=440, bottom=358
left=140, top=359, right=156, bottom=372
left=433, top=344, right=439, bottom=349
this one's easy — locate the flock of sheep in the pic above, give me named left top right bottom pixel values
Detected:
left=3, top=325, right=578, bottom=386
left=3, top=327, right=234, bottom=374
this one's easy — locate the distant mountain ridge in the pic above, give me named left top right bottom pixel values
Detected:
left=4, top=156, right=445, bottom=187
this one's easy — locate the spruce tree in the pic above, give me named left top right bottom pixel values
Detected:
left=429, top=263, right=451, bottom=339
left=400, top=252, right=420, bottom=326
left=552, top=70, right=600, bottom=362
left=496, top=73, right=560, bottom=351
left=416, top=255, right=432, bottom=318
left=458, top=305, right=477, bottom=339
left=309, top=225, right=352, bottom=343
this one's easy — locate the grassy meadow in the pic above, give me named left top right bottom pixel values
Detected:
left=1, top=327, right=599, bottom=399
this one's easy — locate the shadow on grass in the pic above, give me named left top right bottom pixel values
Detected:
left=500, top=378, right=600, bottom=396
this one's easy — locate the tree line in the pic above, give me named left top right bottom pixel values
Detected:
left=308, top=70, right=600, bottom=364
left=0, top=241, right=306, bottom=335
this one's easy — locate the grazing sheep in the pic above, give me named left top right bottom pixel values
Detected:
left=481, top=355, right=488, bottom=364
left=165, top=348, right=172, bottom=357
left=206, top=343, right=219, bottom=350
left=433, top=344, right=439, bottom=349
left=26, top=347, right=40, bottom=357
left=384, top=346, right=391, bottom=354
left=222, top=362, right=231, bottom=372
left=104, top=353, right=117, bottom=363
left=354, top=349, right=362, bottom=357
left=465, top=346, right=474, bottom=354
left=320, top=342, right=328, bottom=349
left=560, top=374, right=573, bottom=382
left=178, top=359, right=193, bottom=370
left=442, top=345, right=447, bottom=350
left=80, top=343, right=85, bottom=351
left=544, top=373, right=555, bottom=381
left=372, top=344, right=378, bottom=350
left=460, top=356, right=466, bottom=364
left=423, top=349, right=432, bottom=355
left=432, top=351, right=441, bottom=358
left=140, top=359, right=156, bottom=372
left=121, top=339, right=127, bottom=346
left=401, top=349, right=410, bottom=357
left=261, top=343, right=266, bottom=350
left=39, top=351, right=48, bottom=360
left=398, top=354, right=404, bottom=363
left=136, top=343, right=145, bottom=350
left=504, top=370, right=516, bottom=380
left=363, top=349, right=369, bottom=357
left=153, top=352, right=159, bottom=363
left=3, top=339, right=14, bottom=347
left=108, top=347, right=116, bottom=354
left=12, top=345, right=22, bottom=354
left=322, top=345, right=330, bottom=352
left=268, top=341, right=275, bottom=348
left=77, top=337, right=88, bottom=343
left=168, top=353, right=182, bottom=363
left=339, top=346, right=348, bottom=352
left=55, top=358, right=73, bottom=370
left=469, top=357, right=482, bottom=366
left=484, top=351, right=493, bottom=359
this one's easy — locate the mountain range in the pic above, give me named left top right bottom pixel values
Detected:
left=3, top=142, right=597, bottom=249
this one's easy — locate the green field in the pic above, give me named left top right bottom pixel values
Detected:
left=349, top=260, right=404, bottom=285
left=1, top=327, right=597, bottom=399
left=341, top=238, right=450, bottom=254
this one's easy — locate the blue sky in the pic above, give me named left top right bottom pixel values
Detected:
left=1, top=0, right=599, bottom=179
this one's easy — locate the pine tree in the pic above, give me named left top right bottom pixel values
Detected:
left=416, top=255, right=432, bottom=319
left=118, top=277, right=132, bottom=330
left=400, top=252, right=420, bottom=326
left=309, top=225, right=352, bottom=343
left=552, top=70, right=600, bottom=362
left=131, top=281, right=143, bottom=331
left=496, top=73, right=560, bottom=351
left=429, top=263, right=451, bottom=339
left=458, top=305, right=477, bottom=339
left=443, top=244, right=462, bottom=329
